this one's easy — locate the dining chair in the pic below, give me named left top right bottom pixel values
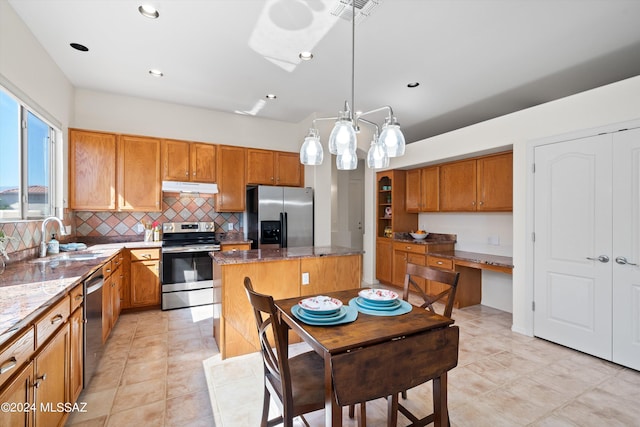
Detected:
left=396, top=262, right=460, bottom=426
left=244, top=277, right=325, bottom=426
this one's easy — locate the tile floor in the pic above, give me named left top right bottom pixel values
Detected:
left=66, top=300, right=640, bottom=427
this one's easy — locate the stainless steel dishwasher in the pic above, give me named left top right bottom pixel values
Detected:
left=84, top=268, right=104, bottom=388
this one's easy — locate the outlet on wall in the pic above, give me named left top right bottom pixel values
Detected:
left=488, top=235, right=500, bottom=245
left=136, top=223, right=144, bottom=233
left=302, top=272, right=309, bottom=285
left=227, top=223, right=234, bottom=231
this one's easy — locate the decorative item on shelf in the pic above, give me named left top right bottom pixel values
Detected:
left=384, top=206, right=392, bottom=218
left=0, top=230, right=17, bottom=274
left=384, top=226, right=393, bottom=238
left=298, top=1, right=405, bottom=170
left=153, top=221, right=160, bottom=242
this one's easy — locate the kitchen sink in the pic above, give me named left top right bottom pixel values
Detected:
left=30, top=252, right=101, bottom=263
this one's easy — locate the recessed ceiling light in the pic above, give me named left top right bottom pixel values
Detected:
left=407, top=82, right=420, bottom=88
left=265, top=94, right=277, bottom=100
left=299, top=51, right=313, bottom=61
left=149, top=69, right=164, bottom=77
left=138, top=5, right=159, bottom=19
left=70, top=43, right=89, bottom=52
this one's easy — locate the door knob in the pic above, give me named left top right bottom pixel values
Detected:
left=586, top=255, right=609, bottom=263
left=615, top=256, right=638, bottom=266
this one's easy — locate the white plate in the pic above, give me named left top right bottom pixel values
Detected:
left=358, top=288, right=398, bottom=303
left=298, top=295, right=343, bottom=314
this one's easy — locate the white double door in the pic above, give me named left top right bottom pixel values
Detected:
left=533, top=127, right=640, bottom=370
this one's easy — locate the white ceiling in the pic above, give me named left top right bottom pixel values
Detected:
left=8, top=0, right=640, bottom=143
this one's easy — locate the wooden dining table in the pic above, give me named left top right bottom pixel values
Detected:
left=275, top=288, right=459, bottom=427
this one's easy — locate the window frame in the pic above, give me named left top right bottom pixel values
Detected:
left=0, top=84, right=60, bottom=221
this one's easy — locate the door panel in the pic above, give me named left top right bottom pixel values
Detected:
left=612, top=128, right=640, bottom=370
left=534, top=134, right=613, bottom=359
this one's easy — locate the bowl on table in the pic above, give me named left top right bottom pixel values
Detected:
left=410, top=232, right=428, bottom=240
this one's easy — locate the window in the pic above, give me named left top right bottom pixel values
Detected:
left=0, top=86, right=57, bottom=220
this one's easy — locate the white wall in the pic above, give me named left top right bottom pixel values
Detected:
left=362, top=75, right=640, bottom=335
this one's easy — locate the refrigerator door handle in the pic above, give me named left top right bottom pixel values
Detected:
left=280, top=212, right=288, bottom=248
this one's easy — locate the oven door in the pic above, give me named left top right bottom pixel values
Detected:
left=161, top=249, right=214, bottom=310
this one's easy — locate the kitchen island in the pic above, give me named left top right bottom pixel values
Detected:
left=211, top=246, right=363, bottom=359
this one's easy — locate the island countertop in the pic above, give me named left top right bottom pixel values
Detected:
left=211, top=246, right=364, bottom=265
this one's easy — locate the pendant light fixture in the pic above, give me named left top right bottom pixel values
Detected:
left=299, top=0, right=405, bottom=170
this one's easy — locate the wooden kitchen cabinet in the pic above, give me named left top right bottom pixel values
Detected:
left=69, top=283, right=84, bottom=403
left=439, top=152, right=512, bottom=212
left=406, top=166, right=439, bottom=212
left=376, top=170, right=417, bottom=238
left=0, top=361, right=34, bottom=427
left=247, top=149, right=303, bottom=187
left=117, top=134, right=162, bottom=212
left=392, top=241, right=426, bottom=287
left=216, top=145, right=247, bottom=212
left=300, top=255, right=361, bottom=295
left=129, top=248, right=161, bottom=308
left=376, top=238, right=393, bottom=284
left=220, top=243, right=251, bottom=252
left=426, top=255, right=481, bottom=308
left=162, top=139, right=217, bottom=183
left=69, top=129, right=117, bottom=210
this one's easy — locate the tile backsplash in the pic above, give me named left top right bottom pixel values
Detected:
left=75, top=194, right=242, bottom=237
left=0, top=194, right=242, bottom=261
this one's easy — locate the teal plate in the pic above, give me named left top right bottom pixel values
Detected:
left=296, top=306, right=347, bottom=322
left=292, top=305, right=358, bottom=326
left=354, top=297, right=402, bottom=311
left=349, top=298, right=413, bottom=316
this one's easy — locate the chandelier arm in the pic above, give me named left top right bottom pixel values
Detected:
left=311, top=116, right=340, bottom=129
left=357, top=105, right=394, bottom=120
left=357, top=117, right=380, bottom=136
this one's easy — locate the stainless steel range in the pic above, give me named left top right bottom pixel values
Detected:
left=161, top=221, right=220, bottom=310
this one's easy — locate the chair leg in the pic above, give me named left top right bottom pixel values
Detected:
left=359, top=401, right=367, bottom=427
left=261, top=386, right=270, bottom=427
left=402, top=389, right=407, bottom=399
left=349, top=403, right=355, bottom=418
left=387, top=394, right=398, bottom=427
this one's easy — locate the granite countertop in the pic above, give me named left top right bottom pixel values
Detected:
left=428, top=250, right=514, bottom=269
left=211, top=246, right=364, bottom=265
left=391, top=232, right=457, bottom=245
left=0, top=241, right=160, bottom=347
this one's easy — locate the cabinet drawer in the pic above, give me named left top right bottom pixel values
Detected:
left=102, top=259, right=113, bottom=277
left=130, top=248, right=160, bottom=261
left=112, top=251, right=124, bottom=269
left=220, top=243, right=251, bottom=252
left=0, top=327, right=34, bottom=387
left=70, top=283, right=84, bottom=313
left=36, top=296, right=70, bottom=348
left=427, top=256, right=453, bottom=270
left=393, top=242, right=427, bottom=255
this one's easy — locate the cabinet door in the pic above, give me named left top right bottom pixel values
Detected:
left=405, top=169, right=421, bottom=213
left=69, top=308, right=83, bottom=402
left=275, top=152, right=303, bottom=187
left=420, top=166, right=440, bottom=212
left=130, top=260, right=160, bottom=307
left=477, top=152, right=512, bottom=211
left=35, top=323, right=69, bottom=427
left=246, top=149, right=274, bottom=185
left=301, top=255, right=361, bottom=295
left=0, top=361, right=33, bottom=427
left=392, top=249, right=407, bottom=287
left=118, top=135, right=162, bottom=211
left=191, top=143, right=216, bottom=183
left=216, top=145, right=246, bottom=212
left=111, top=266, right=122, bottom=327
left=407, top=253, right=427, bottom=292
left=102, top=275, right=113, bottom=343
left=162, top=139, right=191, bottom=181
left=376, top=239, right=393, bottom=284
left=439, top=159, right=477, bottom=211
left=69, top=129, right=117, bottom=210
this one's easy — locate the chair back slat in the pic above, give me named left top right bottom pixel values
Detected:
left=403, top=262, right=460, bottom=318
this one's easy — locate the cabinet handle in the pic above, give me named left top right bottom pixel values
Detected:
left=193, top=172, right=196, bottom=176
left=106, top=268, right=111, bottom=273
left=437, top=261, right=443, bottom=265
left=142, top=254, right=151, bottom=259
left=50, top=314, right=64, bottom=324
left=471, top=201, right=476, bottom=206
left=479, top=201, right=484, bottom=206
left=75, top=294, right=84, bottom=301
left=0, top=357, right=17, bottom=374
left=405, top=246, right=411, bottom=250
left=34, top=373, right=47, bottom=388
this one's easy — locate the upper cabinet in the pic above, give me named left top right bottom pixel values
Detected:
left=247, top=149, right=303, bottom=187
left=216, top=145, right=246, bottom=212
left=404, top=151, right=512, bottom=213
left=162, top=139, right=216, bottom=183
left=405, top=166, right=439, bottom=213
left=69, top=129, right=118, bottom=210
left=117, top=135, right=162, bottom=212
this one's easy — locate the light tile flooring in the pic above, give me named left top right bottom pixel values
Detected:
left=66, top=300, right=640, bottom=427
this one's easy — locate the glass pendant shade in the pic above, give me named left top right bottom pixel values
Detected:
left=299, top=129, right=323, bottom=166
left=336, top=147, right=357, bottom=170
left=366, top=137, right=389, bottom=169
left=328, top=118, right=357, bottom=155
left=379, top=118, right=406, bottom=157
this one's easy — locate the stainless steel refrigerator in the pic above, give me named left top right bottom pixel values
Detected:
left=246, top=186, right=314, bottom=249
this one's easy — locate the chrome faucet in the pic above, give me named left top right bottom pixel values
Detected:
left=40, top=216, right=68, bottom=257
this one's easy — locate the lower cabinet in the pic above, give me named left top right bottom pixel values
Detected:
left=220, top=243, right=251, bottom=252
left=69, top=305, right=84, bottom=403
left=34, top=322, right=70, bottom=427
left=0, top=361, right=34, bottom=427
left=129, top=248, right=161, bottom=308
left=375, top=239, right=393, bottom=284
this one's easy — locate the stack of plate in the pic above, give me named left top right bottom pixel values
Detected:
left=293, top=295, right=348, bottom=324
left=355, top=288, right=401, bottom=310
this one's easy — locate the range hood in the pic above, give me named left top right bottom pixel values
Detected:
left=162, top=181, right=218, bottom=194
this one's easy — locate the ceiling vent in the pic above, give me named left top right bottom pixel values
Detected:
left=331, top=0, right=381, bottom=24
